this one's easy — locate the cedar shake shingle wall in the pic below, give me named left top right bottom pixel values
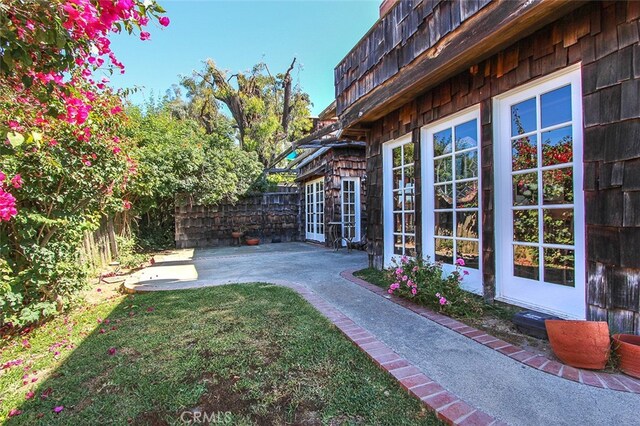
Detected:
left=299, top=147, right=367, bottom=246
left=362, top=2, right=640, bottom=332
left=174, top=188, right=300, bottom=248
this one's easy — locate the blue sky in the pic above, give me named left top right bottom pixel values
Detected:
left=108, top=0, right=380, bottom=116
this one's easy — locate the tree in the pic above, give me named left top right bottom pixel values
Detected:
left=182, top=59, right=313, bottom=166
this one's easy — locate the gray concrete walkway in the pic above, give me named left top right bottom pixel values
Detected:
left=127, top=243, right=640, bottom=426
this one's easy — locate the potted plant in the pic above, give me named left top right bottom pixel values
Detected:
left=245, top=236, right=260, bottom=246
left=545, top=320, right=610, bottom=370
left=613, top=334, right=640, bottom=379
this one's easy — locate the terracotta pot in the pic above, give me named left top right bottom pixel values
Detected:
left=613, top=334, right=640, bottom=379
left=545, top=320, right=610, bottom=370
left=231, top=231, right=243, bottom=239
left=245, top=238, right=260, bottom=246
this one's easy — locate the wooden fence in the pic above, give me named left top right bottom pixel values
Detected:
left=78, top=216, right=119, bottom=271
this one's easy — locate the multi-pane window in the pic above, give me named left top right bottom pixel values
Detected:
left=430, top=116, right=480, bottom=270
left=305, top=178, right=324, bottom=241
left=341, top=178, right=360, bottom=242
left=391, top=142, right=416, bottom=257
left=510, top=84, right=575, bottom=286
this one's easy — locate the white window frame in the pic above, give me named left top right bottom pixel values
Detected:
left=421, top=106, right=483, bottom=295
left=383, top=134, right=416, bottom=266
left=493, top=64, right=585, bottom=319
left=341, top=177, right=361, bottom=245
left=305, top=177, right=325, bottom=242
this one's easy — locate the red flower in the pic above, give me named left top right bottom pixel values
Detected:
left=140, top=31, right=150, bottom=41
left=159, top=16, right=170, bottom=27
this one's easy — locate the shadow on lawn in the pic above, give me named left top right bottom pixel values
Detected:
left=6, top=284, right=439, bottom=426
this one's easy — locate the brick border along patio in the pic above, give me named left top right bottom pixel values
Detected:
left=341, top=269, right=640, bottom=394
left=124, top=279, right=502, bottom=426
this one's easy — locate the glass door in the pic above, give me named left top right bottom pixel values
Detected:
left=341, top=177, right=361, bottom=245
left=494, top=66, right=585, bottom=318
left=305, top=178, right=325, bottom=242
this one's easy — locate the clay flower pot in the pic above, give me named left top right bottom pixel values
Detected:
left=545, top=320, right=610, bottom=370
left=231, top=231, right=243, bottom=239
left=613, top=334, right=640, bottom=379
left=245, top=238, right=260, bottom=246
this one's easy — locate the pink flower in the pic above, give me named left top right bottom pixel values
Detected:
left=411, top=287, right=417, bottom=295
left=463, top=270, right=469, bottom=276
left=8, top=408, right=22, bottom=417
left=402, top=275, right=408, bottom=281
left=113, top=146, right=121, bottom=154
left=435, top=293, right=440, bottom=298
left=0, top=187, right=18, bottom=222
left=401, top=255, right=409, bottom=264
left=107, top=347, right=117, bottom=356
left=146, top=307, right=154, bottom=312
left=439, top=297, right=448, bottom=306
left=455, top=258, right=465, bottom=266
left=122, top=200, right=132, bottom=210
left=395, top=268, right=403, bottom=275
left=25, top=390, right=35, bottom=399
left=53, top=406, right=64, bottom=414
left=140, top=31, right=150, bottom=40
left=110, top=105, right=123, bottom=115
left=387, top=289, right=394, bottom=294
left=159, top=16, right=170, bottom=26
left=99, top=328, right=106, bottom=334
left=412, top=266, right=419, bottom=272
left=11, top=174, right=22, bottom=189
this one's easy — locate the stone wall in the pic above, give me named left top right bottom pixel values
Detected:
left=175, top=187, right=300, bottom=248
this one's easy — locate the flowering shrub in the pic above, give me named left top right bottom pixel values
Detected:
left=0, top=0, right=168, bottom=328
left=386, top=256, right=483, bottom=318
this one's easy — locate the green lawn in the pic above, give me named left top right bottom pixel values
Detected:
left=1, top=284, right=440, bottom=425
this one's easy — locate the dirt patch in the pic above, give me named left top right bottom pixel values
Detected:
left=467, top=316, right=555, bottom=358
left=131, top=410, right=169, bottom=426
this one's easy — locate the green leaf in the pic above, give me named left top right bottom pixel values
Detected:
left=7, top=131, right=25, bottom=147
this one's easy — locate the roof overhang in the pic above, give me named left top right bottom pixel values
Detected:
left=338, top=0, right=585, bottom=132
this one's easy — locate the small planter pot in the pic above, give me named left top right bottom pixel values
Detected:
left=545, top=320, right=610, bottom=370
left=245, top=238, right=260, bottom=246
left=613, top=334, right=640, bottom=379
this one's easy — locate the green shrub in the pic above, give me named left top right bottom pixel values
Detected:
left=386, top=256, right=483, bottom=318
left=115, top=235, right=148, bottom=269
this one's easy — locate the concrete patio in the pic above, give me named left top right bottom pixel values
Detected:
left=125, top=242, right=640, bottom=426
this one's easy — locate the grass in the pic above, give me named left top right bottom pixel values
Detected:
left=1, top=284, right=440, bottom=425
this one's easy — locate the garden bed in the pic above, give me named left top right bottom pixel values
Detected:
left=1, top=284, right=440, bottom=425
left=354, top=268, right=555, bottom=359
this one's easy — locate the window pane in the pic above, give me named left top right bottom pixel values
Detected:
left=404, top=192, right=415, bottom=211
left=513, top=172, right=538, bottom=206
left=394, top=213, right=403, bottom=233
left=512, top=135, right=537, bottom=171
left=542, top=126, right=573, bottom=166
left=455, top=151, right=478, bottom=179
left=435, top=238, right=454, bottom=264
left=455, top=119, right=478, bottom=150
left=435, top=211, right=453, bottom=236
left=458, top=240, right=479, bottom=270
left=514, top=245, right=539, bottom=280
left=404, top=165, right=415, bottom=189
left=434, top=157, right=452, bottom=183
left=394, top=234, right=403, bottom=255
left=405, top=213, right=415, bottom=234
left=434, top=128, right=453, bottom=156
left=403, top=143, right=414, bottom=165
left=434, top=184, right=453, bottom=209
left=456, top=211, right=478, bottom=238
left=393, top=191, right=402, bottom=211
left=456, top=180, right=478, bottom=208
left=393, top=168, right=402, bottom=190
left=544, top=248, right=574, bottom=286
left=393, top=146, right=402, bottom=167
left=513, top=210, right=538, bottom=243
left=541, top=85, right=572, bottom=128
left=511, top=97, right=537, bottom=136
left=405, top=235, right=416, bottom=257
left=543, top=209, right=574, bottom=245
left=543, top=168, right=573, bottom=204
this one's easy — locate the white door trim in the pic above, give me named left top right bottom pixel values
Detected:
left=383, top=133, right=414, bottom=267
left=305, top=177, right=325, bottom=242
left=493, top=63, right=585, bottom=319
left=341, top=177, right=361, bottom=245
left=420, top=106, right=483, bottom=295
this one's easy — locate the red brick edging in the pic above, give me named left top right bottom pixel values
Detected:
left=287, top=283, right=502, bottom=426
left=341, top=269, right=640, bottom=395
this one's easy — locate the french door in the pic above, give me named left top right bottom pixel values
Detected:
left=383, top=135, right=416, bottom=266
left=305, top=177, right=325, bottom=242
left=422, top=107, right=483, bottom=294
left=494, top=65, right=585, bottom=318
left=341, top=177, right=361, bottom=245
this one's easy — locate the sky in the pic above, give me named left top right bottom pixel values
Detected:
left=108, top=0, right=380, bottom=116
